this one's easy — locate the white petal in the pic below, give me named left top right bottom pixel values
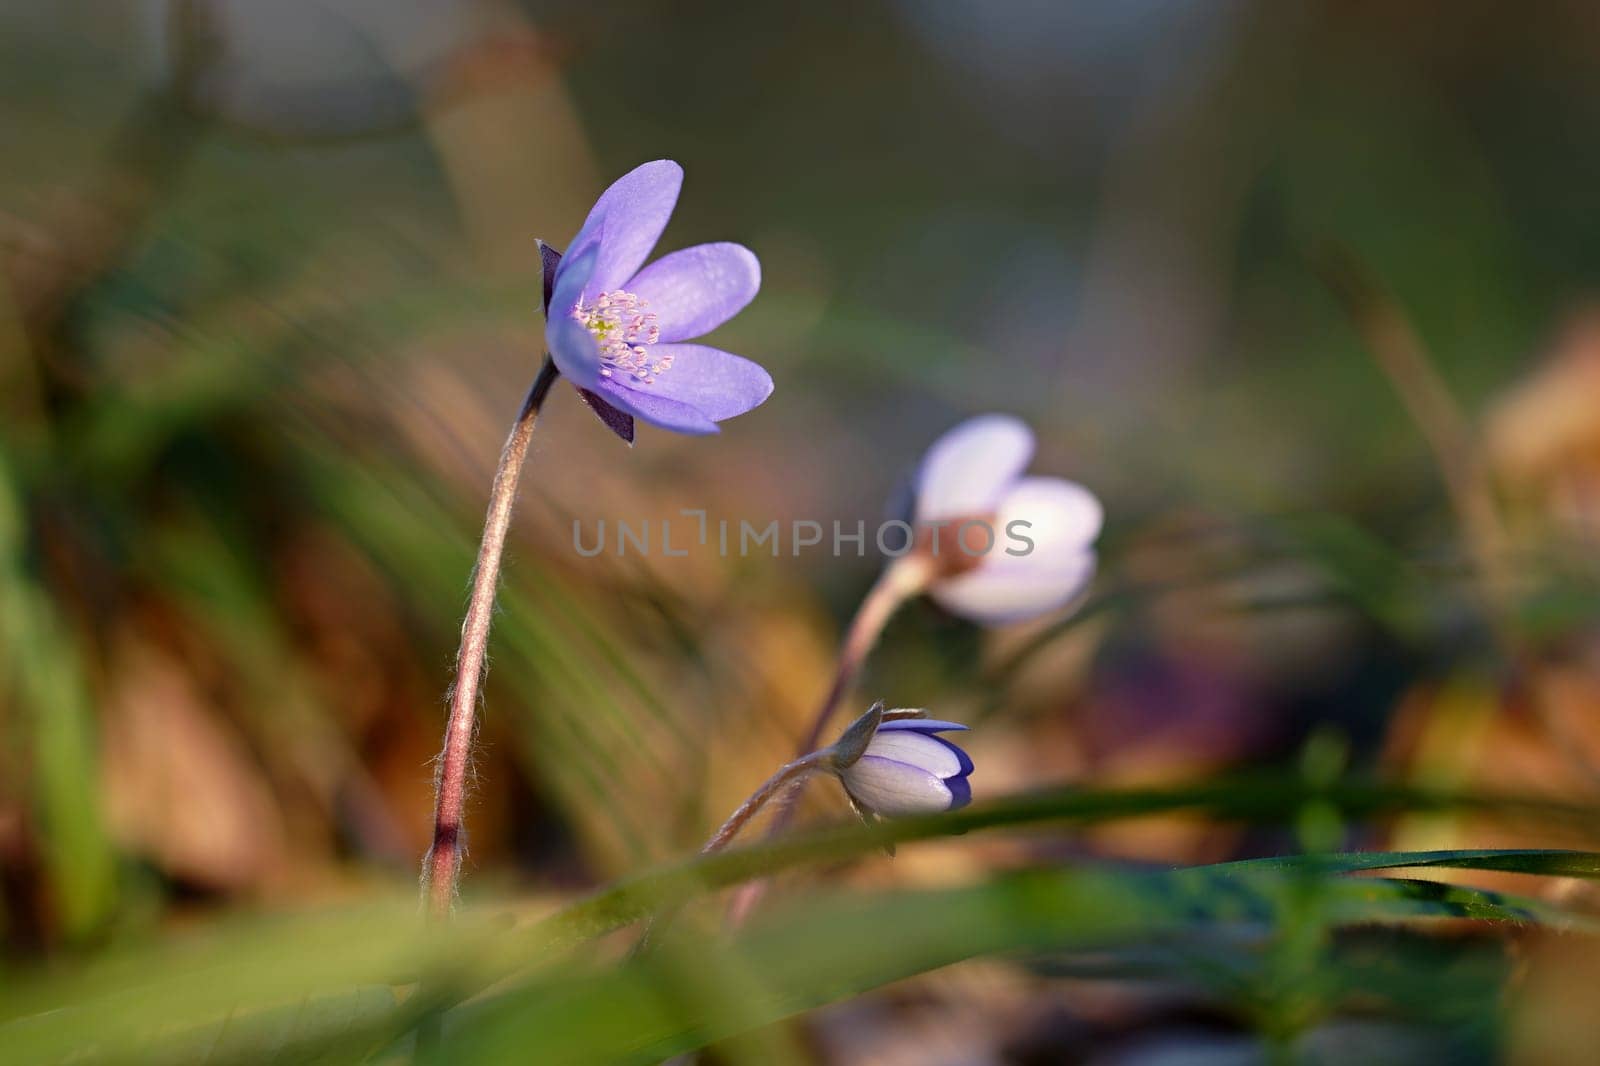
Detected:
left=841, top=756, right=953, bottom=816
left=995, top=476, right=1103, bottom=551
left=930, top=550, right=1096, bottom=624
left=913, top=414, right=1034, bottom=522
left=929, top=476, right=1103, bottom=623
left=862, top=731, right=966, bottom=778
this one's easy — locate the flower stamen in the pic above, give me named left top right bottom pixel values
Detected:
left=573, top=289, right=670, bottom=384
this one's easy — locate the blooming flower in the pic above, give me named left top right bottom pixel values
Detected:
left=544, top=160, right=773, bottom=439
left=837, top=716, right=973, bottom=816
left=908, top=414, right=1102, bottom=624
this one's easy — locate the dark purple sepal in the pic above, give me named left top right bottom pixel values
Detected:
left=538, top=240, right=562, bottom=316
left=578, top=388, right=636, bottom=445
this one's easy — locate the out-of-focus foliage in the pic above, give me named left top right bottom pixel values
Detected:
left=3, top=792, right=1599, bottom=1063
left=7, top=0, right=1600, bottom=1061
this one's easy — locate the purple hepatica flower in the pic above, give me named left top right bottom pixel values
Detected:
left=544, top=160, right=772, bottom=440
left=838, top=718, right=973, bottom=816
left=911, top=414, right=1102, bottom=624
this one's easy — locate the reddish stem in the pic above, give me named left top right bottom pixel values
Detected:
left=422, top=356, right=559, bottom=919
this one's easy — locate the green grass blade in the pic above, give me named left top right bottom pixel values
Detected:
left=1215, top=848, right=1600, bottom=879
left=435, top=863, right=1580, bottom=1066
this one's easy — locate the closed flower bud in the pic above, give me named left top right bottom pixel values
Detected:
left=837, top=716, right=973, bottom=816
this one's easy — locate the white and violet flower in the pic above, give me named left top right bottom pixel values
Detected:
left=908, top=413, right=1103, bottom=624
left=836, top=715, right=973, bottom=816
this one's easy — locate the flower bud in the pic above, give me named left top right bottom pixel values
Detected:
left=835, top=714, right=973, bottom=817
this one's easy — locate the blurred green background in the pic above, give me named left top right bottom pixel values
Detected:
left=7, top=1, right=1600, bottom=1062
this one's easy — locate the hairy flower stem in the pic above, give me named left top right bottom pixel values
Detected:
left=423, top=355, right=560, bottom=919
left=703, top=751, right=832, bottom=854
left=633, top=750, right=831, bottom=956
left=724, top=554, right=934, bottom=925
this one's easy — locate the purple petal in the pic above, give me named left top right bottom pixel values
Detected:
left=877, top=719, right=971, bottom=735
left=545, top=245, right=602, bottom=387
left=606, top=344, right=773, bottom=422
left=577, top=388, right=635, bottom=444
left=863, top=731, right=966, bottom=778
left=627, top=243, right=761, bottom=343
left=945, top=774, right=972, bottom=811
left=547, top=314, right=601, bottom=389
left=563, top=215, right=605, bottom=277
left=593, top=379, right=720, bottom=435
left=914, top=414, right=1034, bottom=523
left=548, top=240, right=596, bottom=319
left=841, top=755, right=953, bottom=816
left=578, top=160, right=683, bottom=298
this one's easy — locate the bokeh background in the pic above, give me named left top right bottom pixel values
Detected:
left=7, top=1, right=1600, bottom=1061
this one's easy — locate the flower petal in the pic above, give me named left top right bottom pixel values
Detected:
left=841, top=755, right=954, bottom=816
left=930, top=476, right=1101, bottom=623
left=914, top=414, right=1034, bottom=522
left=931, top=735, right=975, bottom=777
left=544, top=245, right=602, bottom=387
left=627, top=243, right=761, bottom=342
left=578, top=159, right=683, bottom=297
left=606, top=344, right=773, bottom=423
left=548, top=240, right=596, bottom=319
left=998, top=475, right=1104, bottom=551
left=548, top=317, right=601, bottom=389
left=946, top=774, right=972, bottom=810
left=863, top=731, right=967, bottom=778
left=877, top=719, right=970, bottom=735
left=593, top=379, right=720, bottom=435
left=931, top=549, right=1097, bottom=624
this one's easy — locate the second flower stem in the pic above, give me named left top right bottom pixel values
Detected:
left=634, top=748, right=833, bottom=955
left=797, top=553, right=936, bottom=756
left=423, top=355, right=560, bottom=920
left=701, top=750, right=832, bottom=854
left=724, top=553, right=933, bottom=924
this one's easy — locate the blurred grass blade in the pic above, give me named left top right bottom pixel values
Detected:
left=1269, top=512, right=1428, bottom=635
left=1217, top=848, right=1600, bottom=879
left=0, top=454, right=117, bottom=941
left=436, top=863, right=1585, bottom=1066
left=529, top=779, right=1600, bottom=950
left=0, top=900, right=433, bottom=1063
left=4, top=837, right=1597, bottom=1062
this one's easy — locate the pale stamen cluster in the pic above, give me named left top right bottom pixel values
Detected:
left=573, top=289, right=672, bottom=384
